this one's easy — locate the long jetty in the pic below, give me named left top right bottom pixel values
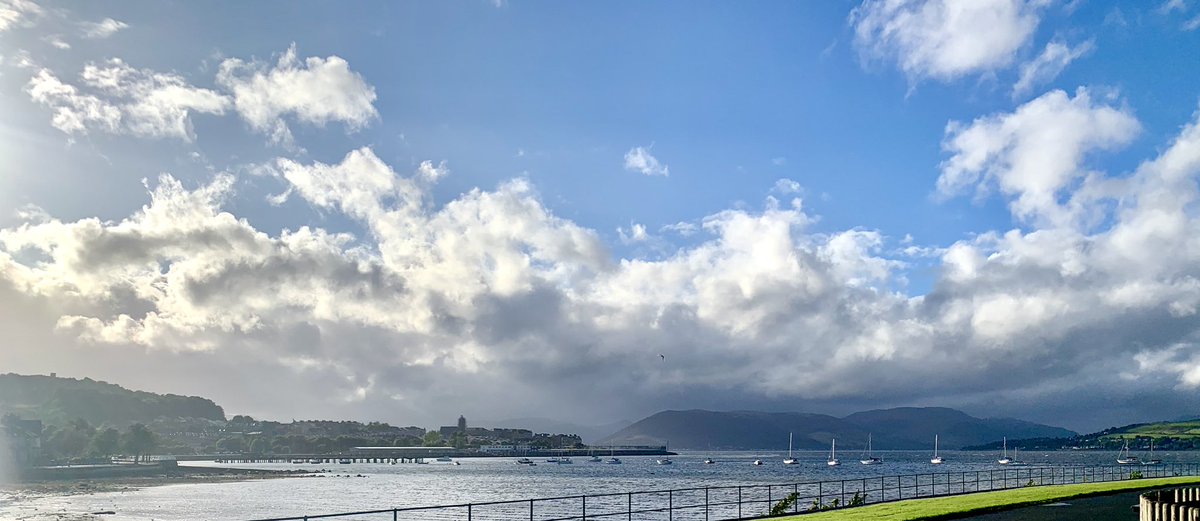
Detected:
left=171, top=445, right=673, bottom=463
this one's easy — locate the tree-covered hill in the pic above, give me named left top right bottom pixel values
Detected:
left=0, top=373, right=225, bottom=427
left=963, top=417, right=1200, bottom=451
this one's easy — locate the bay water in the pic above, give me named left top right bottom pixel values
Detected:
left=2, top=450, right=1196, bottom=520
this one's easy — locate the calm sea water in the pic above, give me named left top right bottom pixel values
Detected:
left=2, top=450, right=1197, bottom=520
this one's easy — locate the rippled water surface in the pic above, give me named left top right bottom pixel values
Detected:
left=3, top=450, right=1199, bottom=520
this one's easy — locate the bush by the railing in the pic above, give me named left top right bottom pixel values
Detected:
left=848, top=491, right=867, bottom=507
left=770, top=492, right=799, bottom=515
left=1131, top=470, right=1144, bottom=479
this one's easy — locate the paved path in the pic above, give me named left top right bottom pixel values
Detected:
left=964, top=491, right=1142, bottom=520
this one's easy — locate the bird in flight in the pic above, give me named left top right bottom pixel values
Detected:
left=660, top=354, right=665, bottom=361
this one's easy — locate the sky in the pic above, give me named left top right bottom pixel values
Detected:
left=1, top=0, right=1199, bottom=434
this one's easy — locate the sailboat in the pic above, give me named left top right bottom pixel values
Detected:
left=998, top=437, right=1013, bottom=465
left=783, top=432, right=798, bottom=465
left=752, top=458, right=763, bottom=465
left=860, top=433, right=882, bottom=465
left=606, top=447, right=621, bottom=464
left=827, top=439, right=840, bottom=466
left=930, top=435, right=945, bottom=465
left=1142, top=439, right=1162, bottom=466
left=1117, top=439, right=1140, bottom=465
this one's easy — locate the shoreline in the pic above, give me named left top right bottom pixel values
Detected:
left=1, top=466, right=309, bottom=503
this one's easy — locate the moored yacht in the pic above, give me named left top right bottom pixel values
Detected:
left=826, top=439, right=840, bottom=466
left=1117, top=439, right=1140, bottom=465
left=931, top=435, right=945, bottom=465
left=783, top=432, right=798, bottom=465
left=1143, top=439, right=1162, bottom=465
left=860, top=433, right=882, bottom=465
left=998, top=437, right=1013, bottom=465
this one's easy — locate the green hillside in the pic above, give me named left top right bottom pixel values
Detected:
left=0, top=373, right=226, bottom=427
left=1105, top=420, right=1200, bottom=440
left=965, top=417, right=1200, bottom=451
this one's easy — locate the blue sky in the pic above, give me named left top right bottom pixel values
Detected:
left=2, top=0, right=1200, bottom=432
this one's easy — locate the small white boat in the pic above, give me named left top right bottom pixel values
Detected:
left=827, top=439, right=840, bottom=466
left=606, top=457, right=622, bottom=464
left=516, top=458, right=534, bottom=465
left=752, top=459, right=763, bottom=465
left=557, top=457, right=574, bottom=464
left=1117, top=440, right=1140, bottom=465
left=704, top=458, right=715, bottom=464
left=1143, top=439, right=1162, bottom=465
left=656, top=458, right=673, bottom=465
left=998, top=437, right=1013, bottom=465
left=783, top=432, right=798, bottom=465
left=338, top=458, right=352, bottom=464
left=545, top=457, right=560, bottom=463
left=291, top=459, right=305, bottom=464
left=589, top=455, right=602, bottom=463
left=860, top=433, right=882, bottom=465
left=931, top=435, right=945, bottom=465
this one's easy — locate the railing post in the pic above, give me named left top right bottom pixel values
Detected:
left=468, top=503, right=473, bottom=521
left=627, top=492, right=631, bottom=521
left=668, top=490, right=672, bottom=521
left=739, top=486, right=743, bottom=518
left=393, top=509, right=397, bottom=521
left=705, top=487, right=709, bottom=521
left=530, top=498, right=534, bottom=521
left=582, top=495, right=586, bottom=521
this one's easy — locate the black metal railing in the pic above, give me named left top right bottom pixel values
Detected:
left=246, top=463, right=1200, bottom=521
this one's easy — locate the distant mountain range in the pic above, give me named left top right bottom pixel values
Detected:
left=597, top=407, right=1076, bottom=450
left=0, top=373, right=225, bottom=426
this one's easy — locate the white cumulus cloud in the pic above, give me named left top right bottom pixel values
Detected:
left=850, top=0, right=1049, bottom=82
left=0, top=0, right=41, bottom=33
left=1012, top=39, right=1095, bottom=99
left=938, top=88, right=1140, bottom=227
left=624, top=145, right=670, bottom=176
left=216, top=44, right=379, bottom=147
left=5, top=96, right=1200, bottom=429
left=26, top=59, right=230, bottom=141
left=81, top=18, right=128, bottom=39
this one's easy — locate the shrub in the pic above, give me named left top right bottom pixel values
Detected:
left=770, top=493, right=800, bottom=515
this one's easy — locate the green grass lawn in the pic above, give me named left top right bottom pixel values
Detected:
left=779, top=476, right=1200, bottom=520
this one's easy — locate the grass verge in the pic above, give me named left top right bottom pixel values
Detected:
left=778, top=476, right=1200, bottom=520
